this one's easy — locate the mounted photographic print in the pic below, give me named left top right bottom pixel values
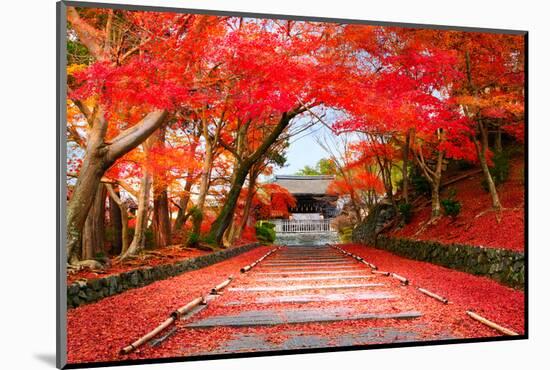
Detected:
left=57, top=1, right=527, bottom=368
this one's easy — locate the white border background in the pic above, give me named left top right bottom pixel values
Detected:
left=1, top=0, right=547, bottom=369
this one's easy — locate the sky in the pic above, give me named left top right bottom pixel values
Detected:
left=272, top=123, right=336, bottom=176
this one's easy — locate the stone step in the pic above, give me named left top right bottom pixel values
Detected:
left=223, top=291, right=397, bottom=305
left=192, top=328, right=435, bottom=354
left=269, top=258, right=347, bottom=261
left=261, top=262, right=357, bottom=267
left=228, top=283, right=384, bottom=292
left=257, top=266, right=361, bottom=271
left=185, top=308, right=421, bottom=328
left=255, top=275, right=374, bottom=282
left=255, top=270, right=365, bottom=275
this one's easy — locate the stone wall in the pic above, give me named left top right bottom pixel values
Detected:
left=352, top=225, right=524, bottom=288
left=67, top=243, right=260, bottom=308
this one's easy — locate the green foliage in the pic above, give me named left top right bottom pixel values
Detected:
left=481, top=151, right=510, bottom=191
left=455, top=159, right=475, bottom=170
left=442, top=187, right=461, bottom=218
left=200, top=234, right=216, bottom=246
left=339, top=226, right=354, bottom=242
left=255, top=221, right=276, bottom=243
left=295, top=158, right=337, bottom=176
left=189, top=206, right=203, bottom=230
left=94, top=251, right=106, bottom=260
left=295, top=165, right=320, bottom=176
left=447, top=187, right=457, bottom=198
left=67, top=39, right=93, bottom=65
left=398, top=203, right=413, bottom=224
left=442, top=199, right=461, bottom=217
left=127, top=227, right=154, bottom=248
left=259, top=221, right=276, bottom=229
left=186, top=232, right=200, bottom=247
left=317, top=158, right=337, bottom=175
left=410, top=168, right=431, bottom=195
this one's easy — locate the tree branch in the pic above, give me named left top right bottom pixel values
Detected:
left=67, top=6, right=108, bottom=62
left=106, top=110, right=168, bottom=164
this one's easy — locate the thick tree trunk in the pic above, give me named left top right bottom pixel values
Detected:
left=174, top=132, right=200, bottom=231
left=66, top=113, right=109, bottom=264
left=348, top=188, right=363, bottom=223
left=120, top=170, right=152, bottom=260
left=174, top=179, right=193, bottom=230
left=430, top=148, right=443, bottom=218
left=431, top=188, right=441, bottom=218
left=475, top=121, right=502, bottom=210
left=208, top=164, right=249, bottom=245
left=106, top=184, right=130, bottom=255
left=234, top=171, right=258, bottom=241
left=193, top=119, right=220, bottom=235
left=208, top=110, right=300, bottom=245
left=108, top=189, right=123, bottom=255
left=383, top=162, right=396, bottom=208
left=66, top=110, right=167, bottom=263
left=464, top=50, right=501, bottom=211
left=152, top=128, right=171, bottom=248
left=193, top=149, right=214, bottom=235
left=82, top=183, right=107, bottom=260
left=153, top=187, right=171, bottom=248
left=402, top=129, right=412, bottom=203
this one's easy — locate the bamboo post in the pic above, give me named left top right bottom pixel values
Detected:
left=211, top=276, right=234, bottom=294
left=120, top=295, right=205, bottom=354
left=391, top=273, right=409, bottom=285
left=466, top=311, right=519, bottom=336
left=240, top=265, right=251, bottom=273
left=372, top=270, right=390, bottom=276
left=240, top=246, right=280, bottom=273
left=361, top=260, right=377, bottom=270
left=418, top=288, right=448, bottom=304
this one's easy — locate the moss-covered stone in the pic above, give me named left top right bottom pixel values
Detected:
left=352, top=226, right=524, bottom=289
left=66, top=242, right=260, bottom=309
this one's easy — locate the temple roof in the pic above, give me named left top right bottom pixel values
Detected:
left=273, top=175, right=335, bottom=195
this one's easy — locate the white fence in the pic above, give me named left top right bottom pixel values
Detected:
left=272, top=219, right=335, bottom=234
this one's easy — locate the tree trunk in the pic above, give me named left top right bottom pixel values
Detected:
left=174, top=179, right=193, bottom=230
left=120, top=170, right=152, bottom=260
left=108, top=189, right=123, bottom=255
left=82, top=183, right=107, bottom=260
left=349, top=189, right=363, bottom=223
left=402, top=129, right=412, bottom=203
left=430, top=148, right=443, bottom=218
left=464, top=50, right=501, bottom=211
left=193, top=148, right=214, bottom=235
left=208, top=110, right=300, bottom=245
left=152, top=128, right=171, bottom=248
left=153, top=187, right=171, bottom=248
left=383, top=162, right=396, bottom=208
left=106, top=184, right=130, bottom=255
left=208, top=164, right=249, bottom=245
left=234, top=170, right=258, bottom=241
left=475, top=121, right=502, bottom=210
left=66, top=113, right=109, bottom=264
left=66, top=110, right=167, bottom=263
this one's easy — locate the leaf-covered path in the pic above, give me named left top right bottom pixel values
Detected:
left=67, top=244, right=524, bottom=364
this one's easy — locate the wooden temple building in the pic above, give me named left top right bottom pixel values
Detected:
left=272, top=175, right=339, bottom=220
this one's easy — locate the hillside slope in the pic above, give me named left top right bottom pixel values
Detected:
left=388, top=158, right=525, bottom=252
